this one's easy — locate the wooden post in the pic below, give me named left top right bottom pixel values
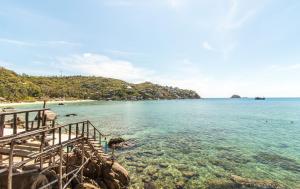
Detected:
left=52, top=120, right=55, bottom=146
left=93, top=127, right=96, bottom=140
left=0, top=114, right=3, bottom=161
left=80, top=139, right=84, bottom=183
left=0, top=114, right=4, bottom=137
left=25, top=112, right=29, bottom=131
left=40, top=132, right=45, bottom=169
left=42, top=110, right=45, bottom=126
left=13, top=113, right=17, bottom=135
left=87, top=121, right=89, bottom=139
left=37, top=110, right=41, bottom=129
left=76, top=123, right=79, bottom=138
left=59, top=147, right=63, bottom=189
left=59, top=127, right=62, bottom=144
left=82, top=122, right=85, bottom=137
left=8, top=140, right=14, bottom=189
left=68, top=124, right=71, bottom=140
left=43, top=100, right=47, bottom=108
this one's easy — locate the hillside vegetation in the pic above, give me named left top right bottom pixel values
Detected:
left=0, top=67, right=200, bottom=101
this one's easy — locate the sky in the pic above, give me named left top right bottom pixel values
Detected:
left=0, top=0, right=300, bottom=97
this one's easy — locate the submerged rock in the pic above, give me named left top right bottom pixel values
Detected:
left=181, top=171, right=198, bottom=179
left=230, top=175, right=285, bottom=189
left=253, top=152, right=300, bottom=172
left=175, top=180, right=185, bottom=189
left=205, top=175, right=285, bottom=189
left=144, top=181, right=157, bottom=189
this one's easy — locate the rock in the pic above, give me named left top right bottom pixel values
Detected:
left=65, top=113, right=78, bottom=117
left=112, top=162, right=130, bottom=187
left=108, top=138, right=125, bottom=148
left=205, top=178, right=236, bottom=189
left=231, top=94, right=241, bottom=98
left=253, top=152, right=300, bottom=173
left=144, top=181, right=157, bottom=189
left=96, top=180, right=108, bottom=189
left=136, top=167, right=144, bottom=173
left=42, top=170, right=59, bottom=189
left=230, top=175, right=285, bottom=189
left=175, top=180, right=185, bottom=189
left=0, top=172, right=47, bottom=189
left=35, top=110, right=57, bottom=121
left=181, top=171, right=198, bottom=179
left=103, top=179, right=120, bottom=189
left=158, top=163, right=168, bottom=168
left=29, top=174, right=50, bottom=189
left=84, top=160, right=101, bottom=179
left=74, top=183, right=101, bottom=189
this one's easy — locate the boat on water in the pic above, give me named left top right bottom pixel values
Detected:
left=255, top=97, right=266, bottom=100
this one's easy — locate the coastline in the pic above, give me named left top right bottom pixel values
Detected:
left=0, top=99, right=95, bottom=107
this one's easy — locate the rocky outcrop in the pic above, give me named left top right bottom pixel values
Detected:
left=205, top=175, right=285, bottom=189
left=231, top=95, right=241, bottom=98
left=64, top=152, right=130, bottom=189
left=108, top=138, right=136, bottom=150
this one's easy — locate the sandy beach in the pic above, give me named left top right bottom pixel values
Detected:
left=0, top=99, right=95, bottom=107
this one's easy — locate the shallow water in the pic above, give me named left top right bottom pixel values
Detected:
left=6, top=99, right=300, bottom=188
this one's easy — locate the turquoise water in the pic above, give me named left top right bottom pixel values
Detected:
left=5, top=99, right=300, bottom=188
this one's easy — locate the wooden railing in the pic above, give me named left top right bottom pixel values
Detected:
left=0, top=109, right=110, bottom=189
left=0, top=108, right=51, bottom=136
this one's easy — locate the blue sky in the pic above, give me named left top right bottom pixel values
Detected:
left=1, top=0, right=300, bottom=97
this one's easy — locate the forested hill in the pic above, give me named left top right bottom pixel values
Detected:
left=0, top=67, right=200, bottom=102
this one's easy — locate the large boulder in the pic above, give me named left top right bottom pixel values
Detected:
left=75, top=183, right=101, bottom=189
left=0, top=172, right=50, bottom=189
left=103, top=179, right=120, bottom=189
left=108, top=138, right=125, bottom=148
left=112, top=162, right=130, bottom=187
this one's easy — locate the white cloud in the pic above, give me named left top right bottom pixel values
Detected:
left=0, top=38, right=34, bottom=46
left=104, top=0, right=134, bottom=7
left=166, top=0, right=184, bottom=9
left=220, top=0, right=258, bottom=31
left=202, top=41, right=214, bottom=51
left=0, top=60, right=13, bottom=68
left=56, top=53, right=154, bottom=83
left=269, top=64, right=300, bottom=71
left=0, top=38, right=80, bottom=47
left=105, top=49, right=144, bottom=57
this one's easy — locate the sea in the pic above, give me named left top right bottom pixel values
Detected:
left=5, top=98, right=300, bottom=188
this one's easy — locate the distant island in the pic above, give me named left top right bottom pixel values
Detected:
left=255, top=97, right=266, bottom=100
left=231, top=94, right=241, bottom=98
left=0, top=67, right=200, bottom=102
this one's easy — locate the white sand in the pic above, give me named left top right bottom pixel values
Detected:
left=0, top=99, right=95, bottom=107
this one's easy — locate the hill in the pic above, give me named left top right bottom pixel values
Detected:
left=0, top=67, right=200, bottom=101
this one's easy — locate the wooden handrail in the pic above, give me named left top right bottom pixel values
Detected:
left=0, top=121, right=87, bottom=144
left=87, top=120, right=109, bottom=137
left=0, top=108, right=49, bottom=116
left=0, top=117, right=111, bottom=189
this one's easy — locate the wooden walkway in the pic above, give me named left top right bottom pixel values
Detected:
left=0, top=108, right=110, bottom=189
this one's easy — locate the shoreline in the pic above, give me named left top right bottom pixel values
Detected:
left=0, top=99, right=95, bottom=107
